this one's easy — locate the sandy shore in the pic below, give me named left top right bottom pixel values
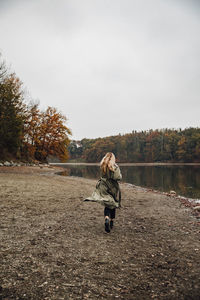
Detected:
left=0, top=166, right=200, bottom=299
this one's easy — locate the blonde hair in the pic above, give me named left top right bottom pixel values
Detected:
left=100, top=152, right=116, bottom=174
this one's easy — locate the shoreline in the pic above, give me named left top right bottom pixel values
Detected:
left=1, top=164, right=200, bottom=211
left=51, top=162, right=200, bottom=166
left=55, top=162, right=200, bottom=205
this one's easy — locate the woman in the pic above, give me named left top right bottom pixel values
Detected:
left=85, top=152, right=122, bottom=233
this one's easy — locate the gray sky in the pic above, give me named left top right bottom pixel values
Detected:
left=0, top=0, right=200, bottom=140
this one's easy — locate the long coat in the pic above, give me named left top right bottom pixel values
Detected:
left=85, top=164, right=122, bottom=209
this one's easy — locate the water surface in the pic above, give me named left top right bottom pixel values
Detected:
left=57, top=164, right=200, bottom=199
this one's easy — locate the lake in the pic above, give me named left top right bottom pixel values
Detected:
left=55, top=164, right=200, bottom=199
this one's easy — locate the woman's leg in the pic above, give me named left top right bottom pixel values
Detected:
left=104, top=207, right=110, bottom=218
left=110, top=209, right=116, bottom=229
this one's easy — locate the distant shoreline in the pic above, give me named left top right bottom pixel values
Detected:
left=50, top=162, right=200, bottom=166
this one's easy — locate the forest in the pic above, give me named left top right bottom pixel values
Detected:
left=69, top=127, right=200, bottom=163
left=0, top=53, right=71, bottom=162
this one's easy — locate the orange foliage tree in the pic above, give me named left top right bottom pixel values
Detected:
left=22, top=105, right=72, bottom=162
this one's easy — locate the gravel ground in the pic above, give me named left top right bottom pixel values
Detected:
left=0, top=166, right=200, bottom=300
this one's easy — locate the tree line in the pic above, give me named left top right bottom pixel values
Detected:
left=69, top=127, right=200, bottom=163
left=0, top=54, right=71, bottom=162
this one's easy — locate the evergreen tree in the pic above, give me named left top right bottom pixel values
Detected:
left=0, top=72, right=25, bottom=159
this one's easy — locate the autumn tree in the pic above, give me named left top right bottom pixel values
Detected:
left=22, top=105, right=72, bottom=162
left=21, top=103, right=41, bottom=160
left=84, top=138, right=115, bottom=162
left=0, top=53, right=72, bottom=162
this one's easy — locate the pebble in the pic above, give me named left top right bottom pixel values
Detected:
left=0, top=161, right=49, bottom=167
left=193, top=206, right=200, bottom=211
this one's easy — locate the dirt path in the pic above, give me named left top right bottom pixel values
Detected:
left=0, top=167, right=200, bottom=300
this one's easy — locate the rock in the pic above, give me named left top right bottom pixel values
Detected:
left=0, top=163, right=3, bottom=166
left=4, top=161, right=11, bottom=166
left=170, top=190, right=176, bottom=195
left=193, top=206, right=200, bottom=212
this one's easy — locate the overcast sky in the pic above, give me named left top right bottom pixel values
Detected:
left=0, top=0, right=200, bottom=140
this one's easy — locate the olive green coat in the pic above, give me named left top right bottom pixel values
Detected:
left=85, top=164, right=122, bottom=209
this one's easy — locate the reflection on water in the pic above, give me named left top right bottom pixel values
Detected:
left=58, top=164, right=200, bottom=199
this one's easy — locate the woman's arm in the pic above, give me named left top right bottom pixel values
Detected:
left=113, top=164, right=122, bottom=181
